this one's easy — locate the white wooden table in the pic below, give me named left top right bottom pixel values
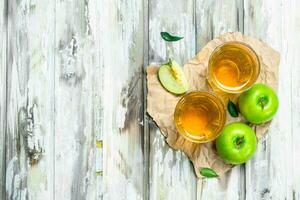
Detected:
left=0, top=0, right=299, bottom=199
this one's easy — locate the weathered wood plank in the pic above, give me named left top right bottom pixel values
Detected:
left=291, top=1, right=300, bottom=199
left=148, top=0, right=197, bottom=199
left=54, top=0, right=102, bottom=199
left=5, top=0, right=55, bottom=199
left=0, top=0, right=7, bottom=199
left=243, top=0, right=297, bottom=199
left=143, top=0, right=150, bottom=199
left=98, top=0, right=146, bottom=199
left=195, top=1, right=245, bottom=199
left=196, top=0, right=244, bottom=51
left=89, top=1, right=103, bottom=198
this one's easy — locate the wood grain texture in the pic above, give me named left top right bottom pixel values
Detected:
left=90, top=1, right=103, bottom=198
left=142, top=0, right=150, bottom=199
left=0, top=0, right=7, bottom=199
left=196, top=1, right=245, bottom=199
left=1, top=0, right=300, bottom=199
left=244, top=0, right=300, bottom=199
left=292, top=2, right=300, bottom=199
left=148, top=0, right=197, bottom=199
left=98, top=0, right=145, bottom=199
left=6, top=0, right=55, bottom=199
left=54, top=0, right=102, bottom=199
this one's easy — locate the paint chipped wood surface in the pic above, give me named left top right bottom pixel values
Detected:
left=0, top=0, right=300, bottom=200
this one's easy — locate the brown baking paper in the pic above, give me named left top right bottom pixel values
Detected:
left=147, top=32, right=280, bottom=178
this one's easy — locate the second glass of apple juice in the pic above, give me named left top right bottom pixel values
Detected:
left=174, top=92, right=226, bottom=143
left=207, top=42, right=260, bottom=94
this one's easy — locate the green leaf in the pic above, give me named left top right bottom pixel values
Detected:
left=227, top=100, right=239, bottom=117
left=199, top=167, right=219, bottom=178
left=160, top=32, right=184, bottom=42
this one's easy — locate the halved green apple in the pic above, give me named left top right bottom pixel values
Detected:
left=158, top=60, right=188, bottom=94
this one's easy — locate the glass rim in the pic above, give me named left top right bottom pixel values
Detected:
left=174, top=91, right=226, bottom=143
left=207, top=41, right=261, bottom=94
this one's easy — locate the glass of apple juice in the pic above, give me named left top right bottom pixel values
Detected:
left=174, top=92, right=226, bottom=143
left=207, top=41, right=260, bottom=93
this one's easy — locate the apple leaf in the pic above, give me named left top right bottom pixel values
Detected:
left=199, top=167, right=219, bottom=178
left=227, top=100, right=239, bottom=117
left=160, top=32, right=184, bottom=42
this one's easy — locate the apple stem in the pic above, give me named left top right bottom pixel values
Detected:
left=235, top=136, right=244, bottom=149
left=258, top=96, right=268, bottom=110
left=167, top=58, right=172, bottom=66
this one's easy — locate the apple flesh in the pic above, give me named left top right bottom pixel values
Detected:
left=238, top=83, right=279, bottom=124
left=158, top=60, right=188, bottom=94
left=216, top=122, right=257, bottom=165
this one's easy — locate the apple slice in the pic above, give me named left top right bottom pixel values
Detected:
left=158, top=60, right=188, bottom=94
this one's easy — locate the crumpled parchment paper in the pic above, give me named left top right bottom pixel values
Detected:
left=147, top=32, right=280, bottom=178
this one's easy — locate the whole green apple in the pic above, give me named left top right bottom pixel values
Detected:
left=216, top=122, right=257, bottom=165
left=238, top=83, right=279, bottom=124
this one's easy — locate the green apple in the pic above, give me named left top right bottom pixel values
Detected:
left=216, top=122, right=257, bottom=165
left=158, top=59, right=188, bottom=94
left=238, top=83, right=279, bottom=124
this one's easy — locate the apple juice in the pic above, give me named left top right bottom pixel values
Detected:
left=174, top=92, right=226, bottom=143
left=208, top=42, right=260, bottom=93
